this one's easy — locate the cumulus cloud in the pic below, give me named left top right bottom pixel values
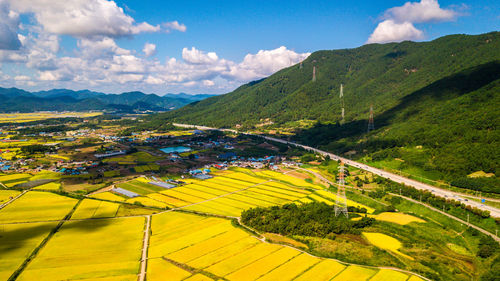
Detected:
left=0, top=1, right=21, bottom=50
left=143, top=43, right=156, bottom=57
left=182, top=47, right=219, bottom=65
left=367, top=20, right=424, bottom=44
left=367, top=0, right=459, bottom=44
left=4, top=0, right=183, bottom=38
left=385, top=0, right=457, bottom=23
left=163, top=21, right=187, bottom=32
left=226, top=46, right=310, bottom=81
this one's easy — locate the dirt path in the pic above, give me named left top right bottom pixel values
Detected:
left=138, top=215, right=151, bottom=281
left=0, top=190, right=28, bottom=210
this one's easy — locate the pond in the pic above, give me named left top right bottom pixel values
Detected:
left=160, top=146, right=191, bottom=154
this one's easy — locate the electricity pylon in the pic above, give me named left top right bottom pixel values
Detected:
left=335, top=161, right=349, bottom=217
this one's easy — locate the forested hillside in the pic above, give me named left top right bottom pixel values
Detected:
left=157, top=32, right=499, bottom=127
left=148, top=32, right=500, bottom=191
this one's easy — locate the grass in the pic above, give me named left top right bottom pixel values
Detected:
left=17, top=217, right=144, bottom=281
left=0, top=221, right=59, bottom=280
left=0, top=191, right=77, bottom=223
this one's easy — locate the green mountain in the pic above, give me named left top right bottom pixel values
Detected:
left=150, top=32, right=500, bottom=191
left=0, top=87, right=214, bottom=113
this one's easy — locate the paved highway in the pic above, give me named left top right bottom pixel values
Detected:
left=174, top=123, right=500, bottom=218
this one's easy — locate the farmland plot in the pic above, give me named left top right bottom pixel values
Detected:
left=17, top=217, right=144, bottom=281
left=0, top=191, right=77, bottom=223
left=0, top=222, right=58, bottom=280
left=146, top=211, right=416, bottom=281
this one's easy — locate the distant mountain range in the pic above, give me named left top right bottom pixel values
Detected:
left=0, top=87, right=215, bottom=113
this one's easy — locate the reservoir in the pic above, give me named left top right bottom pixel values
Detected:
left=160, top=146, right=191, bottom=154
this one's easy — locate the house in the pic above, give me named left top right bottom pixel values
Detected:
left=218, top=152, right=237, bottom=160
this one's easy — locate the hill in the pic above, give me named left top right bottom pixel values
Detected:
left=150, top=32, right=500, bottom=190
left=0, top=88, right=214, bottom=113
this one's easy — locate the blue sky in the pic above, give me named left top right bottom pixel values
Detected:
left=0, top=0, right=498, bottom=95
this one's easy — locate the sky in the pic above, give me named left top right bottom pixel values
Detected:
left=0, top=0, right=498, bottom=95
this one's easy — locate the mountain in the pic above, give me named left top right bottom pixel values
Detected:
left=158, top=32, right=500, bottom=128
left=0, top=88, right=214, bottom=113
left=150, top=32, right=500, bottom=188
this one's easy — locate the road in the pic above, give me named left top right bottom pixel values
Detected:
left=138, top=215, right=151, bottom=281
left=173, top=123, right=500, bottom=218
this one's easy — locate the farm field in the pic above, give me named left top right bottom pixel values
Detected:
left=70, top=199, right=120, bottom=219
left=119, top=168, right=369, bottom=217
left=0, top=189, right=20, bottom=204
left=0, top=191, right=77, bottom=223
left=32, top=182, right=60, bottom=191
left=0, top=112, right=102, bottom=123
left=17, top=217, right=144, bottom=281
left=362, top=232, right=414, bottom=260
left=0, top=222, right=58, bottom=280
left=0, top=173, right=32, bottom=186
left=369, top=212, right=426, bottom=225
left=147, top=211, right=418, bottom=281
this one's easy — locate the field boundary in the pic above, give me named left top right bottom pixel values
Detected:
left=138, top=215, right=151, bottom=281
left=8, top=199, right=82, bottom=281
left=0, top=190, right=28, bottom=210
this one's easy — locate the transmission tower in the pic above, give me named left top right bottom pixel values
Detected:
left=367, top=104, right=375, bottom=132
left=339, top=84, right=345, bottom=124
left=299, top=61, right=303, bottom=69
left=335, top=161, right=349, bottom=217
left=312, top=66, right=316, bottom=82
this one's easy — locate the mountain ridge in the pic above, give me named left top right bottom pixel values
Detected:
left=0, top=87, right=215, bottom=113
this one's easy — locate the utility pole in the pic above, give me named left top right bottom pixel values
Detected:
left=335, top=161, right=348, bottom=218
left=367, top=104, right=375, bottom=132
left=339, top=84, right=345, bottom=124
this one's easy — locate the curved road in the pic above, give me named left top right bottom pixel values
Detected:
left=173, top=123, right=500, bottom=218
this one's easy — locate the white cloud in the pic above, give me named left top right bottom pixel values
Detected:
left=163, top=21, right=187, bottom=32
left=385, top=0, right=457, bottom=23
left=367, top=20, right=424, bottom=44
left=367, top=0, right=459, bottom=44
left=4, top=0, right=181, bottom=38
left=14, top=75, right=30, bottom=81
left=225, top=46, right=310, bottom=81
left=143, top=43, right=156, bottom=57
left=182, top=47, right=219, bottom=65
left=0, top=1, right=21, bottom=50
left=202, top=80, right=215, bottom=87
left=145, top=75, right=164, bottom=85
